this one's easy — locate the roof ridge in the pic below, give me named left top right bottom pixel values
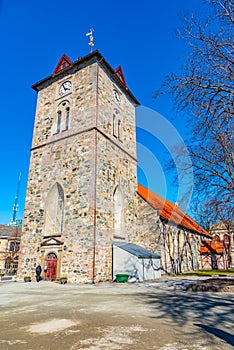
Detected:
left=137, top=183, right=211, bottom=237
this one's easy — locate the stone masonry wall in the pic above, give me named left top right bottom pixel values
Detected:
left=18, top=130, right=97, bottom=283
left=31, top=64, right=98, bottom=148
left=136, top=195, right=202, bottom=275
left=18, top=63, right=100, bottom=283
left=97, top=64, right=136, bottom=159
left=18, top=54, right=202, bottom=283
left=92, top=63, right=138, bottom=282
left=18, top=58, right=140, bottom=283
left=94, top=132, right=138, bottom=281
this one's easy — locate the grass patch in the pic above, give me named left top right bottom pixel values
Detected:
left=180, top=268, right=234, bottom=276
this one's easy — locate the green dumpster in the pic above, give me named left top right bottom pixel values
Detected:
left=115, top=274, right=129, bottom=283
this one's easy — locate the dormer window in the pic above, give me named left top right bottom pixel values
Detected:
left=52, top=54, right=72, bottom=76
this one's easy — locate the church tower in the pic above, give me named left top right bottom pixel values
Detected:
left=18, top=51, right=140, bottom=283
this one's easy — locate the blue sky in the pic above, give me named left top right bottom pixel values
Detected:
left=0, top=0, right=205, bottom=224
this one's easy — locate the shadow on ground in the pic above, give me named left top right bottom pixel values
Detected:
left=195, top=324, right=234, bottom=347
left=140, top=291, right=234, bottom=347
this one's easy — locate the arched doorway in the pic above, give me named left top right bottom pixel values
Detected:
left=45, top=252, right=57, bottom=281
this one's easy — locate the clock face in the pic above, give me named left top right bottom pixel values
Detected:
left=113, top=89, right=120, bottom=104
left=59, top=81, right=72, bottom=96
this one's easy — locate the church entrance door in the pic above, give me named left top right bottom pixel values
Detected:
left=45, top=252, right=57, bottom=281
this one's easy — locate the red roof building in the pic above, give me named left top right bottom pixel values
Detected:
left=138, top=184, right=211, bottom=238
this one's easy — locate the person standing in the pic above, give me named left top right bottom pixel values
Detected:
left=35, top=264, right=42, bottom=282
left=44, top=264, right=48, bottom=280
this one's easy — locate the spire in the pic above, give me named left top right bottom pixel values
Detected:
left=86, top=28, right=94, bottom=53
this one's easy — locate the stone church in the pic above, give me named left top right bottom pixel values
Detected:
left=18, top=50, right=211, bottom=283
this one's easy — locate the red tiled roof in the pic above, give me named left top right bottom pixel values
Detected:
left=137, top=184, right=211, bottom=237
left=200, top=241, right=224, bottom=254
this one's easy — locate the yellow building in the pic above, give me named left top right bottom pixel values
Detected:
left=0, top=225, right=21, bottom=275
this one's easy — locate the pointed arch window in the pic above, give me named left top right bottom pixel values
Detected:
left=113, top=186, right=125, bottom=240
left=113, top=112, right=118, bottom=138
left=53, top=100, right=70, bottom=135
left=65, top=107, right=70, bottom=130
left=45, top=183, right=64, bottom=235
left=118, top=119, right=122, bottom=140
left=113, top=109, right=122, bottom=141
left=57, top=111, right=61, bottom=133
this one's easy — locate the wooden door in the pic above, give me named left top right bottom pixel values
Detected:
left=45, top=253, right=57, bottom=281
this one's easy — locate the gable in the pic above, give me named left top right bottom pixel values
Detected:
left=52, top=54, right=73, bottom=76
left=41, top=237, right=63, bottom=246
left=114, top=66, right=127, bottom=88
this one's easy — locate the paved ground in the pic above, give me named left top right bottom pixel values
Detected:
left=0, top=276, right=234, bottom=350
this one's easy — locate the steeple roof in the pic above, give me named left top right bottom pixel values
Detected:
left=32, top=50, right=139, bottom=106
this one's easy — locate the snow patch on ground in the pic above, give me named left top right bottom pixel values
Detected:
left=0, top=340, right=27, bottom=345
left=159, top=343, right=208, bottom=350
left=70, top=325, right=150, bottom=350
left=26, top=318, right=79, bottom=334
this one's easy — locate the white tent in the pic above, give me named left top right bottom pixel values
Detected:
left=113, top=241, right=161, bottom=282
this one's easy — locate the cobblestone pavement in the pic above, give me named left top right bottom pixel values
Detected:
left=0, top=276, right=233, bottom=350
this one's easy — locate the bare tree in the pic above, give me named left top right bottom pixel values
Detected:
left=156, top=0, right=234, bottom=223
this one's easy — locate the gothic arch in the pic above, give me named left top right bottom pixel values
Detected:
left=112, top=108, right=122, bottom=140
left=57, top=99, right=70, bottom=109
left=44, top=182, right=64, bottom=235
left=46, top=252, right=58, bottom=260
left=113, top=185, right=125, bottom=239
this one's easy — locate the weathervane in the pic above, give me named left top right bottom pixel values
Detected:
left=86, top=28, right=94, bottom=53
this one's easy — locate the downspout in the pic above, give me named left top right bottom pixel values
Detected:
left=92, top=62, right=99, bottom=283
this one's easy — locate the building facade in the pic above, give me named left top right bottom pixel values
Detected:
left=18, top=51, right=210, bottom=283
left=0, top=225, right=21, bottom=275
left=200, top=221, right=234, bottom=270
